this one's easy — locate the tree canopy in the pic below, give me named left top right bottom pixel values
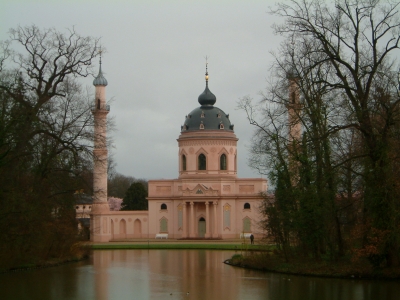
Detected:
left=240, top=0, right=400, bottom=267
left=108, top=172, right=135, bottom=198
left=121, top=181, right=148, bottom=211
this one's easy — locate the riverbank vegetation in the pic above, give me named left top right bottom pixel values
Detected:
left=238, top=0, right=400, bottom=274
left=228, top=251, right=400, bottom=280
left=0, top=25, right=102, bottom=270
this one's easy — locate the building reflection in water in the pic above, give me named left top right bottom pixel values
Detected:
left=89, top=249, right=399, bottom=300
left=91, top=249, right=246, bottom=299
left=3, top=250, right=396, bottom=300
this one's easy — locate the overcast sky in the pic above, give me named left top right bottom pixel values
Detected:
left=1, top=0, right=284, bottom=181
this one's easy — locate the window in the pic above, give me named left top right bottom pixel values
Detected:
left=161, top=203, right=167, bottom=210
left=219, top=122, right=224, bottom=129
left=220, top=154, right=227, bottom=170
left=244, top=203, right=250, bottom=209
left=243, top=217, right=251, bottom=233
left=223, top=204, right=231, bottom=230
left=97, top=99, right=100, bottom=109
left=234, top=154, right=237, bottom=171
left=198, top=154, right=206, bottom=170
left=182, top=155, right=186, bottom=171
left=178, top=204, right=183, bottom=230
left=199, top=121, right=204, bottom=130
left=201, top=111, right=205, bottom=118
left=160, top=218, right=168, bottom=232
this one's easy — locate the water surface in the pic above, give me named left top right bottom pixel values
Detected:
left=0, top=249, right=397, bottom=300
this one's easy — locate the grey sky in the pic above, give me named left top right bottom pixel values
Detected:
left=1, top=0, right=283, bottom=181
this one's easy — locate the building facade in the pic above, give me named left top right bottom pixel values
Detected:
left=90, top=63, right=267, bottom=242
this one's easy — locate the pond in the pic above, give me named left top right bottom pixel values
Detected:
left=0, top=249, right=397, bottom=300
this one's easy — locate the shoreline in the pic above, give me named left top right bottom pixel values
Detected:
left=88, top=238, right=267, bottom=251
left=0, top=255, right=89, bottom=274
left=224, top=254, right=400, bottom=281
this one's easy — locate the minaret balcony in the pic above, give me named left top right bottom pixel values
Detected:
left=91, top=104, right=110, bottom=112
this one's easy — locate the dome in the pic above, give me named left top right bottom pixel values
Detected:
left=182, top=106, right=234, bottom=132
left=93, top=65, right=108, bottom=86
left=181, top=67, right=234, bottom=132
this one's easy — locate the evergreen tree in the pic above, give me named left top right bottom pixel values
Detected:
left=121, top=182, right=148, bottom=210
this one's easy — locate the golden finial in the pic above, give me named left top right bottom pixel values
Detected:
left=205, top=55, right=209, bottom=81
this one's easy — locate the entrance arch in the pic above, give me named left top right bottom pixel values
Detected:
left=198, top=217, right=206, bottom=238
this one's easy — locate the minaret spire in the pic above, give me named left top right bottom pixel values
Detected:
left=93, top=48, right=108, bottom=87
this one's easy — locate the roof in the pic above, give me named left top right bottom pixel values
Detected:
left=74, top=193, right=93, bottom=204
left=182, top=106, right=234, bottom=132
left=93, top=64, right=108, bottom=86
left=181, top=74, right=234, bottom=132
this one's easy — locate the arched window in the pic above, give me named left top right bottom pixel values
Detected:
left=182, top=155, right=186, bottom=171
left=223, top=204, right=231, bottom=230
left=161, top=203, right=167, bottom=210
left=134, top=219, right=142, bottom=235
left=220, top=154, right=227, bottom=170
left=198, top=154, right=206, bottom=170
left=97, top=99, right=101, bottom=109
left=244, top=203, right=251, bottom=209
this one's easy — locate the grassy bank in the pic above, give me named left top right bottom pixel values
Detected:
left=90, top=243, right=268, bottom=250
left=226, top=252, right=400, bottom=280
left=0, top=243, right=90, bottom=274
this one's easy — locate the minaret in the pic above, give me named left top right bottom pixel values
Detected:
left=287, top=70, right=301, bottom=142
left=90, top=52, right=111, bottom=242
left=286, top=69, right=301, bottom=185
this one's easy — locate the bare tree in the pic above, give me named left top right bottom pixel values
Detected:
left=271, top=0, right=400, bottom=267
left=240, top=0, right=400, bottom=266
left=0, top=25, right=102, bottom=269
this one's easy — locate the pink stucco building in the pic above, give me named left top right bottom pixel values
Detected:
left=90, top=63, right=267, bottom=242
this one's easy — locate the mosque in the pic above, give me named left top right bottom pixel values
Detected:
left=89, top=60, right=268, bottom=242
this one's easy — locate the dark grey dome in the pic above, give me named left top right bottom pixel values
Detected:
left=93, top=65, right=108, bottom=86
left=182, top=106, right=234, bottom=132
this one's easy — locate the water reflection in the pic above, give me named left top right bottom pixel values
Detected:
left=0, top=249, right=398, bottom=300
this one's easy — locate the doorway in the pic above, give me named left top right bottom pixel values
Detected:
left=198, top=217, right=206, bottom=238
